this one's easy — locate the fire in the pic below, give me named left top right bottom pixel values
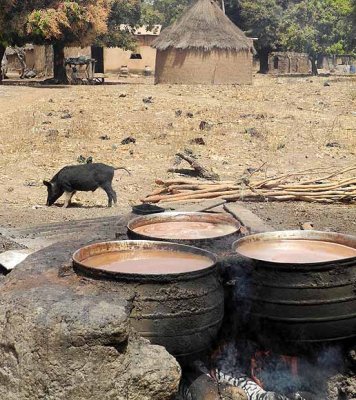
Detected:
left=250, top=351, right=299, bottom=388
left=250, top=350, right=270, bottom=388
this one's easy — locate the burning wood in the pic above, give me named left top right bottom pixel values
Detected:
left=143, top=165, right=356, bottom=204
left=214, top=369, right=298, bottom=400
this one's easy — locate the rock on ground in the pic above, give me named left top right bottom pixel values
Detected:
left=0, top=236, right=181, bottom=400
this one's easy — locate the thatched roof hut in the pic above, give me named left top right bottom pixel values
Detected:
left=152, top=0, right=254, bottom=84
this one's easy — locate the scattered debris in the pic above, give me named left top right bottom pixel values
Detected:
left=157, top=133, right=168, bottom=140
left=199, top=120, right=213, bottom=131
left=324, top=81, right=331, bottom=87
left=245, top=127, right=262, bottom=138
left=61, top=112, right=72, bottom=119
left=190, top=137, right=206, bottom=145
left=119, top=93, right=127, bottom=98
left=186, top=112, right=194, bottom=118
left=167, top=151, right=220, bottom=181
left=175, top=110, right=182, bottom=117
left=143, top=96, right=153, bottom=104
left=121, top=136, right=136, bottom=145
left=46, top=129, right=59, bottom=140
left=300, top=221, right=314, bottom=230
left=240, top=113, right=266, bottom=120
left=77, top=155, right=93, bottom=164
left=24, top=181, right=39, bottom=187
left=326, top=142, right=341, bottom=148
left=99, top=134, right=111, bottom=141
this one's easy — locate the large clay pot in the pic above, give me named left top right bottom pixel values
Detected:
left=233, top=231, right=356, bottom=352
left=73, top=240, right=224, bottom=359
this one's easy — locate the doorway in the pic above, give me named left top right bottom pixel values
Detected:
left=91, top=46, right=104, bottom=73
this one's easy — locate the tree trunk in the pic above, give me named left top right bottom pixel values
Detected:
left=258, top=48, right=270, bottom=74
left=0, top=44, right=6, bottom=85
left=310, top=55, right=318, bottom=76
left=53, top=42, right=68, bottom=83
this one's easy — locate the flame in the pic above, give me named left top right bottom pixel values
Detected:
left=251, top=351, right=299, bottom=387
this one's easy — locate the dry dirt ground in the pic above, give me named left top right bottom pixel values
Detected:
left=0, top=74, right=355, bottom=234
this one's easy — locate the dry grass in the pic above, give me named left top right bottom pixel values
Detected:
left=0, top=74, right=355, bottom=227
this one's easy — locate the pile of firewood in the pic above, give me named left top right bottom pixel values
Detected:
left=142, top=165, right=356, bottom=204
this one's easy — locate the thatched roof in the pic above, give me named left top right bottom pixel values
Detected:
left=152, top=0, right=254, bottom=52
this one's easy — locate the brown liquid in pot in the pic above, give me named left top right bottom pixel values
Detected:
left=237, top=239, right=356, bottom=263
left=133, top=221, right=237, bottom=240
left=82, top=249, right=213, bottom=274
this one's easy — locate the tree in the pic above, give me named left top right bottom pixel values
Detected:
left=141, top=0, right=191, bottom=27
left=279, top=0, right=354, bottom=74
left=238, top=0, right=285, bottom=73
left=27, top=1, right=111, bottom=83
left=97, top=0, right=141, bottom=49
left=0, top=0, right=28, bottom=83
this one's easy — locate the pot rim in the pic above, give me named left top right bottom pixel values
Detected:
left=73, top=239, right=218, bottom=281
left=232, top=230, right=356, bottom=267
left=127, top=211, right=241, bottom=242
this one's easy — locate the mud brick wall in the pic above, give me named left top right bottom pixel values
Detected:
left=268, top=52, right=311, bottom=75
left=155, top=49, right=253, bottom=85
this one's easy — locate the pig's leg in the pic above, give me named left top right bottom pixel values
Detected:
left=63, top=192, right=75, bottom=208
left=111, top=188, right=117, bottom=205
left=101, top=183, right=114, bottom=207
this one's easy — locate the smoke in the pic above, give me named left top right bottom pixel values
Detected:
left=212, top=340, right=346, bottom=400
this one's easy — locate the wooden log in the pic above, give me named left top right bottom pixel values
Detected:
left=167, top=184, right=220, bottom=191
left=174, top=152, right=220, bottom=180
left=155, top=178, right=230, bottom=186
left=145, top=186, right=241, bottom=203
left=278, top=179, right=356, bottom=191
left=159, top=190, right=241, bottom=203
left=144, top=187, right=169, bottom=197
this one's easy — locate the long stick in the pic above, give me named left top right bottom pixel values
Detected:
left=159, top=190, right=241, bottom=203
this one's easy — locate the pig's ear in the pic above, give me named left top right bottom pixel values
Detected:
left=43, top=180, right=52, bottom=187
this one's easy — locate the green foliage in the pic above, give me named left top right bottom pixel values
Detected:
left=96, top=0, right=141, bottom=49
left=27, top=1, right=110, bottom=46
left=141, top=0, right=191, bottom=27
left=239, top=0, right=285, bottom=51
left=279, top=0, right=355, bottom=56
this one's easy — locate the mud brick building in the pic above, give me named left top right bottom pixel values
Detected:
left=152, top=0, right=255, bottom=85
left=268, top=52, right=312, bottom=75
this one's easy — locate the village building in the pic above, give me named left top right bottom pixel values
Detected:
left=2, top=25, right=161, bottom=78
left=318, top=54, right=356, bottom=74
left=64, top=25, right=161, bottom=75
left=268, top=52, right=312, bottom=75
left=3, top=45, right=53, bottom=78
left=152, top=0, right=255, bottom=85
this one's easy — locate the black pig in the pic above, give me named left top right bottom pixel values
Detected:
left=43, top=163, right=129, bottom=208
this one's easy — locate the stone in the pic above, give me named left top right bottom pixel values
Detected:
left=0, top=237, right=181, bottom=400
left=220, top=384, right=248, bottom=400
left=61, top=112, right=72, bottom=119
left=121, top=136, right=136, bottom=145
left=224, top=203, right=274, bottom=233
left=0, top=249, right=32, bottom=272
